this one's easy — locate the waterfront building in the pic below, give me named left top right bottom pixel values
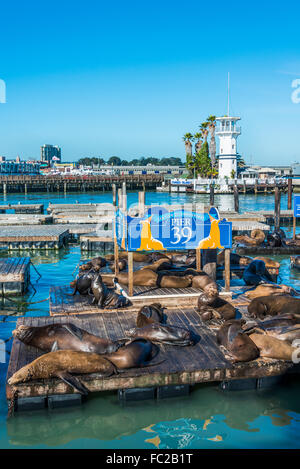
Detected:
left=215, top=116, right=241, bottom=178
left=41, top=144, right=61, bottom=164
left=0, top=158, right=40, bottom=174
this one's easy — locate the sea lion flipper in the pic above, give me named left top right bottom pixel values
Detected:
left=51, top=341, right=59, bottom=352
left=62, top=324, right=83, bottom=341
left=56, top=371, right=89, bottom=395
left=227, top=324, right=243, bottom=344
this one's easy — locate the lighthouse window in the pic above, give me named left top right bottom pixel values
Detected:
left=232, top=144, right=234, bottom=149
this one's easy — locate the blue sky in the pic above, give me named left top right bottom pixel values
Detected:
left=1, top=0, right=300, bottom=164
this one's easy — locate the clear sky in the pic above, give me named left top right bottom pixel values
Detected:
left=1, top=0, right=300, bottom=165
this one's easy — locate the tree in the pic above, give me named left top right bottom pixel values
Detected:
left=194, top=142, right=211, bottom=178
left=199, top=122, right=209, bottom=143
left=107, top=156, right=121, bottom=166
left=183, top=133, right=194, bottom=157
left=194, top=132, right=203, bottom=155
left=207, top=115, right=217, bottom=168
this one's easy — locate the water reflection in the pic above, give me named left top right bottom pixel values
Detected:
left=6, top=377, right=300, bottom=448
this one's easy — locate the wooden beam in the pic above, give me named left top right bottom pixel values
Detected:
left=128, top=251, right=134, bottom=297
left=196, top=249, right=201, bottom=272
left=224, top=248, right=231, bottom=292
left=293, top=215, right=296, bottom=241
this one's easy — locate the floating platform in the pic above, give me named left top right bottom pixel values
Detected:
left=49, top=283, right=230, bottom=316
left=6, top=308, right=298, bottom=410
left=0, top=214, right=52, bottom=225
left=0, top=226, right=69, bottom=250
left=0, top=258, right=30, bottom=295
left=236, top=245, right=300, bottom=255
left=0, top=204, right=43, bottom=214
left=80, top=232, right=113, bottom=251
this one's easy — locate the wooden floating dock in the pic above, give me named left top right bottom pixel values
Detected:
left=236, top=245, right=300, bottom=255
left=0, top=204, right=44, bottom=214
left=80, top=232, right=114, bottom=251
left=0, top=214, right=52, bottom=225
left=49, top=284, right=213, bottom=316
left=0, top=258, right=31, bottom=295
left=0, top=226, right=69, bottom=250
left=6, top=308, right=297, bottom=408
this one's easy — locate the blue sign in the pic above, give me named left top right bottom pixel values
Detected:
left=115, top=206, right=232, bottom=251
left=294, top=196, right=300, bottom=218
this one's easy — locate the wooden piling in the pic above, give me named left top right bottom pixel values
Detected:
left=233, top=185, right=239, bottom=212
left=288, top=178, right=293, bottom=210
left=112, top=184, right=117, bottom=207
left=224, top=248, right=231, bottom=291
left=138, top=191, right=145, bottom=217
left=274, top=186, right=281, bottom=231
left=196, top=249, right=201, bottom=272
left=209, top=184, right=214, bottom=206
left=128, top=251, right=134, bottom=297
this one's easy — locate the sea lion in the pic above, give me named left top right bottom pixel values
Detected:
left=147, top=252, right=170, bottom=263
left=216, top=319, right=260, bottom=362
left=243, top=260, right=274, bottom=286
left=116, top=269, right=158, bottom=287
left=79, top=256, right=107, bottom=272
left=267, top=230, right=286, bottom=248
left=190, top=271, right=219, bottom=296
left=105, top=252, right=150, bottom=263
left=104, top=338, right=160, bottom=369
left=245, top=284, right=295, bottom=300
left=262, top=326, right=300, bottom=344
left=72, top=270, right=97, bottom=295
left=124, top=323, right=197, bottom=346
left=248, top=295, right=300, bottom=318
left=12, top=323, right=121, bottom=354
left=197, top=292, right=236, bottom=321
left=91, top=274, right=130, bottom=309
left=248, top=333, right=296, bottom=360
left=7, top=350, right=117, bottom=395
left=157, top=273, right=194, bottom=288
left=136, top=303, right=166, bottom=327
left=234, top=229, right=265, bottom=246
left=253, top=257, right=280, bottom=269
left=291, top=256, right=300, bottom=270
left=217, top=250, right=252, bottom=266
left=141, top=258, right=173, bottom=272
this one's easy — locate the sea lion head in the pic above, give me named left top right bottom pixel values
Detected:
left=231, top=333, right=260, bottom=362
left=205, top=283, right=219, bottom=297
left=198, top=291, right=218, bottom=308
left=8, top=362, right=34, bottom=385
left=12, top=325, right=35, bottom=344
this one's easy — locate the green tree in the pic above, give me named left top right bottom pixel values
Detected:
left=194, top=142, right=211, bottom=177
left=108, top=156, right=121, bottom=166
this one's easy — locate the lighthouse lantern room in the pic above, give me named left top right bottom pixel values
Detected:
left=215, top=116, right=241, bottom=179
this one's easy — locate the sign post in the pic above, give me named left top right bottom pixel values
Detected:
left=293, top=195, right=300, bottom=240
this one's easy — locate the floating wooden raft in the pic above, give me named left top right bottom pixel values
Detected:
left=0, top=226, right=69, bottom=250
left=0, top=204, right=43, bottom=214
left=0, top=258, right=30, bottom=295
left=6, top=308, right=295, bottom=406
left=236, top=245, right=300, bottom=255
left=80, top=232, right=113, bottom=251
left=50, top=284, right=214, bottom=315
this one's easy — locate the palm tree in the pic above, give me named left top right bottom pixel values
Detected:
left=194, top=132, right=203, bottom=155
left=207, top=115, right=217, bottom=168
left=182, top=132, right=194, bottom=156
left=199, top=122, right=209, bottom=143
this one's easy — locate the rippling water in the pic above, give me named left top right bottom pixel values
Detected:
left=0, top=190, right=299, bottom=449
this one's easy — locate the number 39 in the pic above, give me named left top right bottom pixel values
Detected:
left=171, top=226, right=192, bottom=244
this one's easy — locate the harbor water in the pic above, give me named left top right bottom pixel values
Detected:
left=0, top=191, right=299, bottom=449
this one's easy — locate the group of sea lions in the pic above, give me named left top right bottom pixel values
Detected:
left=8, top=303, right=198, bottom=394
left=234, top=227, right=300, bottom=248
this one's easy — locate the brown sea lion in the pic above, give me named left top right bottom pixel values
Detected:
left=190, top=271, right=218, bottom=296
left=116, top=269, right=158, bottom=287
left=216, top=319, right=259, bottom=362
left=7, top=350, right=117, bottom=395
left=91, top=274, right=130, bottom=309
left=234, top=229, right=265, bottom=246
left=253, top=257, right=280, bottom=269
left=197, top=292, right=236, bottom=321
left=136, top=303, right=166, bottom=327
left=248, top=333, right=297, bottom=361
left=79, top=256, right=107, bottom=272
left=245, top=284, right=295, bottom=300
left=124, top=323, right=197, bottom=346
left=141, top=258, right=173, bottom=272
left=263, top=326, right=300, bottom=344
left=72, top=270, right=97, bottom=295
left=104, top=338, right=159, bottom=369
left=248, top=295, right=300, bottom=318
left=217, top=250, right=252, bottom=266
left=12, top=323, right=121, bottom=354
left=158, top=274, right=194, bottom=288
left=147, top=252, right=171, bottom=262
left=105, top=252, right=150, bottom=262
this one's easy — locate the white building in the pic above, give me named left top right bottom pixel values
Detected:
left=215, top=116, right=241, bottom=178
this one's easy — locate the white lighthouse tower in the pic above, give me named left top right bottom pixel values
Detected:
left=215, top=115, right=241, bottom=178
